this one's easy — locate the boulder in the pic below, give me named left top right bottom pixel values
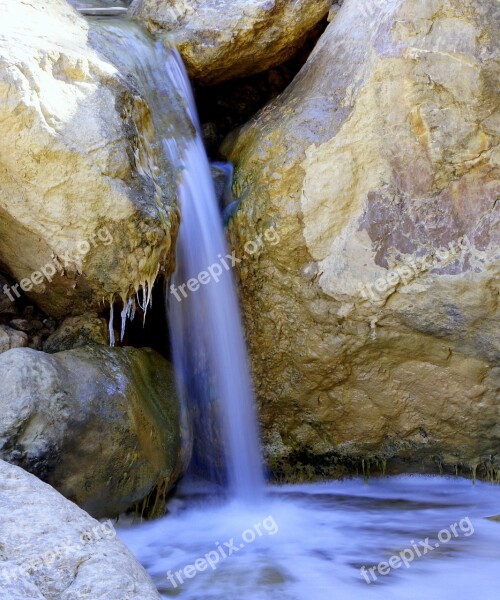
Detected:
left=223, top=0, right=500, bottom=480
left=0, top=0, right=186, bottom=319
left=0, top=460, right=161, bottom=599
left=130, top=0, right=332, bottom=84
left=43, top=313, right=108, bottom=353
left=0, top=325, right=28, bottom=354
left=0, top=346, right=191, bottom=517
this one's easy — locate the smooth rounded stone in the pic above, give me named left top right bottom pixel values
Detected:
left=130, top=0, right=332, bottom=84
left=0, top=325, right=28, bottom=354
left=0, top=346, right=191, bottom=518
left=43, top=314, right=108, bottom=353
left=0, top=0, right=184, bottom=319
left=223, top=0, right=500, bottom=480
left=0, top=460, right=161, bottom=599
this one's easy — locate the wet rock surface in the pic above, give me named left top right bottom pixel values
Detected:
left=0, top=0, right=183, bottom=319
left=0, top=346, right=191, bottom=517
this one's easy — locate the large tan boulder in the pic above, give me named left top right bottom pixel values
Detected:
left=130, top=0, right=332, bottom=84
left=0, top=460, right=161, bottom=599
left=223, top=0, right=500, bottom=481
left=0, top=0, right=186, bottom=319
left=0, top=346, right=191, bottom=518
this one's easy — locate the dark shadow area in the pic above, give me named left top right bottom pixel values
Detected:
left=105, top=276, right=173, bottom=359
left=0, top=269, right=57, bottom=349
left=195, top=16, right=329, bottom=158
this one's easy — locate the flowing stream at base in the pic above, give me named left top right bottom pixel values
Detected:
left=119, top=476, right=500, bottom=600
left=84, top=9, right=500, bottom=600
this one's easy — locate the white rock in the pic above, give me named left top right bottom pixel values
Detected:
left=0, top=460, right=161, bottom=599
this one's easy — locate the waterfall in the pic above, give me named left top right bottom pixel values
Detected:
left=164, top=53, right=265, bottom=501
left=88, top=13, right=264, bottom=500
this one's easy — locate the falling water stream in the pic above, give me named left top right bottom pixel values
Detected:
left=163, top=54, right=266, bottom=501
left=81, top=6, right=500, bottom=600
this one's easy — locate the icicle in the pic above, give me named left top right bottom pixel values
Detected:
left=142, top=280, right=149, bottom=316
left=136, top=290, right=143, bottom=312
left=120, top=296, right=136, bottom=342
left=109, top=299, right=115, bottom=347
left=146, top=275, right=154, bottom=308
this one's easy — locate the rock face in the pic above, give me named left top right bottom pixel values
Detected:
left=43, top=314, right=108, bottom=353
left=0, top=325, right=28, bottom=355
left=0, top=460, right=161, bottom=599
left=0, top=0, right=187, bottom=319
left=130, top=0, right=332, bottom=84
left=0, top=346, right=190, bottom=517
left=223, top=0, right=500, bottom=481
left=0, top=274, right=17, bottom=316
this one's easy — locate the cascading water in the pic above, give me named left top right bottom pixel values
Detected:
left=88, top=10, right=264, bottom=500
left=164, top=54, right=265, bottom=501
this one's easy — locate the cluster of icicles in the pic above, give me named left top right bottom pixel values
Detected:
left=107, top=276, right=156, bottom=347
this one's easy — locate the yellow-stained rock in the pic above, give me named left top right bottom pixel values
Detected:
left=130, top=0, right=331, bottom=84
left=223, top=0, right=500, bottom=481
left=0, top=0, right=187, bottom=318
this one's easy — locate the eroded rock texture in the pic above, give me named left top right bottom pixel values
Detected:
left=131, top=0, right=332, bottom=84
left=0, top=460, right=161, bottom=599
left=223, top=0, right=500, bottom=481
left=0, top=0, right=187, bottom=318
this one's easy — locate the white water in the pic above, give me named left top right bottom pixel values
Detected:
left=119, top=476, right=500, bottom=599
left=163, top=52, right=265, bottom=500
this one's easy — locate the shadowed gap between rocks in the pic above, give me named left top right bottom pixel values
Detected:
left=194, top=16, right=330, bottom=158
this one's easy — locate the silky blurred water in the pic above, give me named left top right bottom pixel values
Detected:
left=119, top=476, right=500, bottom=600
left=71, top=0, right=131, bottom=9
left=164, top=52, right=265, bottom=500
